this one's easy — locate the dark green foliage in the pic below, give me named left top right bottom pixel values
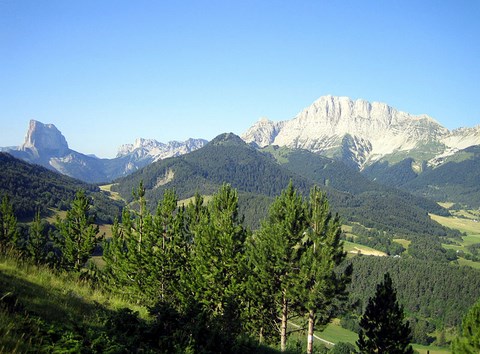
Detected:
left=452, top=298, right=480, bottom=353
left=186, top=184, right=247, bottom=338
left=330, top=342, right=357, bottom=354
left=357, top=273, right=414, bottom=354
left=103, top=183, right=156, bottom=303
left=346, top=256, right=480, bottom=333
left=0, top=194, right=19, bottom=253
left=26, top=210, right=49, bottom=264
left=56, top=190, right=102, bottom=271
left=246, top=183, right=351, bottom=352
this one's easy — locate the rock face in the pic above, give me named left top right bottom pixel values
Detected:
left=21, top=120, right=70, bottom=157
left=117, top=137, right=208, bottom=162
left=242, top=95, right=479, bottom=169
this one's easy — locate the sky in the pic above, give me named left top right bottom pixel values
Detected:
left=1, top=0, right=479, bottom=158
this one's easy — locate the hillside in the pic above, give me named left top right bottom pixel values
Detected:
left=365, top=145, right=480, bottom=208
left=113, top=133, right=456, bottom=239
left=0, top=152, right=123, bottom=223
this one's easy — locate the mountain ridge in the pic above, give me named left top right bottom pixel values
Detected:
left=5, top=120, right=207, bottom=183
left=242, top=95, right=479, bottom=169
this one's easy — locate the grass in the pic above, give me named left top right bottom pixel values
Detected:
left=99, top=184, right=123, bottom=201
left=393, top=238, right=411, bottom=249
left=317, top=320, right=358, bottom=344
left=430, top=213, right=480, bottom=236
left=343, top=241, right=387, bottom=257
left=0, top=256, right=148, bottom=353
left=430, top=209, right=480, bottom=268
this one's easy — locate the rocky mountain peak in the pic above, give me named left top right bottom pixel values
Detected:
left=242, top=95, right=453, bottom=169
left=21, top=120, right=69, bottom=157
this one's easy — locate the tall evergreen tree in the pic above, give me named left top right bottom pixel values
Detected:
left=103, top=182, right=156, bottom=302
left=0, top=194, right=19, bottom=253
left=452, top=298, right=480, bottom=353
left=296, top=187, right=351, bottom=354
left=27, top=209, right=48, bottom=264
left=247, top=181, right=307, bottom=351
left=150, top=189, right=187, bottom=306
left=187, top=184, right=247, bottom=336
left=357, top=272, right=413, bottom=354
left=56, top=190, right=101, bottom=271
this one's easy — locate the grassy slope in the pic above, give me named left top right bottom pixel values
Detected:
left=430, top=210, right=480, bottom=268
left=0, top=257, right=147, bottom=353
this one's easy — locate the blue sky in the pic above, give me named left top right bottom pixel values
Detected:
left=1, top=0, right=479, bottom=158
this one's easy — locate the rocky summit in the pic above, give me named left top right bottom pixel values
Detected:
left=242, top=95, right=480, bottom=169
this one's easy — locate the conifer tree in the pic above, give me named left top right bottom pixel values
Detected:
left=247, top=181, right=307, bottom=351
left=0, top=194, right=19, bottom=253
left=187, top=184, right=247, bottom=335
left=103, top=183, right=155, bottom=302
left=357, top=272, right=414, bottom=354
left=296, top=187, right=351, bottom=354
left=452, top=298, right=480, bottom=353
left=56, top=190, right=101, bottom=271
left=27, top=209, right=48, bottom=264
left=150, top=189, right=187, bottom=305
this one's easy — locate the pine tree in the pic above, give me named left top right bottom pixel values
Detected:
left=0, top=194, right=19, bottom=253
left=187, top=184, right=247, bottom=336
left=56, top=190, right=101, bottom=271
left=357, top=272, right=414, bottom=354
left=27, top=209, right=48, bottom=264
left=247, top=181, right=307, bottom=351
left=452, top=298, right=480, bottom=353
left=296, top=187, right=351, bottom=354
left=103, top=183, right=155, bottom=302
left=150, top=189, right=187, bottom=306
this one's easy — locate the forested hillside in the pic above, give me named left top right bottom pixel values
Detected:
left=343, top=256, right=480, bottom=345
left=0, top=152, right=123, bottom=223
left=112, top=134, right=457, bottom=240
left=364, top=145, right=480, bottom=208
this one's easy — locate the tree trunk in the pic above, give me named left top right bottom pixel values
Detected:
left=281, top=294, right=288, bottom=352
left=307, top=310, right=315, bottom=354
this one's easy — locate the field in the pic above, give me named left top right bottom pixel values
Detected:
left=342, top=240, right=387, bottom=257
left=430, top=209, right=480, bottom=268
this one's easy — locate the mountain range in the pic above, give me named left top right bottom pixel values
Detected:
left=4, top=120, right=207, bottom=183
left=242, top=95, right=480, bottom=170
left=3, top=95, right=479, bottom=207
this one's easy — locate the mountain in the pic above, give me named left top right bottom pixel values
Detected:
left=112, top=133, right=455, bottom=237
left=116, top=137, right=208, bottom=164
left=5, top=120, right=207, bottom=183
left=242, top=95, right=480, bottom=169
left=0, top=152, right=123, bottom=222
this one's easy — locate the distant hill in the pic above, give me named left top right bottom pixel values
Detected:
left=0, top=152, right=123, bottom=223
left=113, top=133, right=454, bottom=237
